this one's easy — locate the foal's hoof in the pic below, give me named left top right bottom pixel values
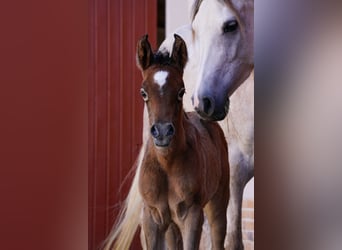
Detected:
left=225, top=242, right=244, bottom=250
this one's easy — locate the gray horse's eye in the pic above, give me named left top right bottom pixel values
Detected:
left=222, top=20, right=238, bottom=34
left=140, top=88, right=148, bottom=101
left=178, top=88, right=185, bottom=101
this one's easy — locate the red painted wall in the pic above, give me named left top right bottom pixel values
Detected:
left=88, top=0, right=157, bottom=249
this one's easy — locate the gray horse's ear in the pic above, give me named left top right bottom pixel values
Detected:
left=171, top=34, right=188, bottom=72
left=137, top=34, right=153, bottom=70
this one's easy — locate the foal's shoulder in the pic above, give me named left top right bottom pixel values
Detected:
left=186, top=112, right=223, bottom=138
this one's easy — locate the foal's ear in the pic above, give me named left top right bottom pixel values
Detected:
left=171, top=34, right=188, bottom=72
left=136, top=34, right=153, bottom=71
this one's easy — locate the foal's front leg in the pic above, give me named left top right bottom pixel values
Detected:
left=142, top=206, right=166, bottom=250
left=165, top=222, right=183, bottom=250
left=181, top=204, right=204, bottom=250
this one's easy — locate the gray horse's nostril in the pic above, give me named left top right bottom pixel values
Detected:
left=150, top=124, right=159, bottom=138
left=202, top=97, right=215, bottom=116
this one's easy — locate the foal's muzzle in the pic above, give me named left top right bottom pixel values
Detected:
left=150, top=122, right=175, bottom=147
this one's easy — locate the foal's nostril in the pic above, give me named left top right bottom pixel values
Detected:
left=202, top=97, right=215, bottom=116
left=150, top=125, right=159, bottom=138
left=166, top=124, right=175, bottom=137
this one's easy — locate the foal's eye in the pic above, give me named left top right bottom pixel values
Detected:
left=222, top=20, right=238, bottom=34
left=140, top=88, right=148, bottom=101
left=178, top=88, right=185, bottom=101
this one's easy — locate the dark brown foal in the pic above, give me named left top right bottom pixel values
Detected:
left=137, top=34, right=229, bottom=250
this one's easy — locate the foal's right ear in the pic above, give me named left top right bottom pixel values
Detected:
left=136, top=34, right=153, bottom=71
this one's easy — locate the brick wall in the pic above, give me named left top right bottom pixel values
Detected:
left=242, top=198, right=254, bottom=250
left=241, top=177, right=254, bottom=250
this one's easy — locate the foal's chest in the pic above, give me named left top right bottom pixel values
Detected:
left=167, top=170, right=199, bottom=203
left=140, top=163, right=199, bottom=203
left=139, top=156, right=201, bottom=224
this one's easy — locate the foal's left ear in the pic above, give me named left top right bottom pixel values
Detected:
left=136, top=34, right=153, bottom=71
left=171, top=34, right=188, bottom=72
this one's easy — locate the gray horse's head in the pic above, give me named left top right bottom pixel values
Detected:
left=190, top=0, right=254, bottom=120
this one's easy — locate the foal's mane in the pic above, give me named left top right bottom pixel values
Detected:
left=151, top=50, right=186, bottom=74
left=152, top=51, right=173, bottom=66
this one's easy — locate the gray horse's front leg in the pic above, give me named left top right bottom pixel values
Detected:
left=226, top=161, right=253, bottom=250
left=226, top=180, right=244, bottom=250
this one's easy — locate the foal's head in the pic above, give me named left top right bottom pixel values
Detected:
left=137, top=34, right=188, bottom=148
